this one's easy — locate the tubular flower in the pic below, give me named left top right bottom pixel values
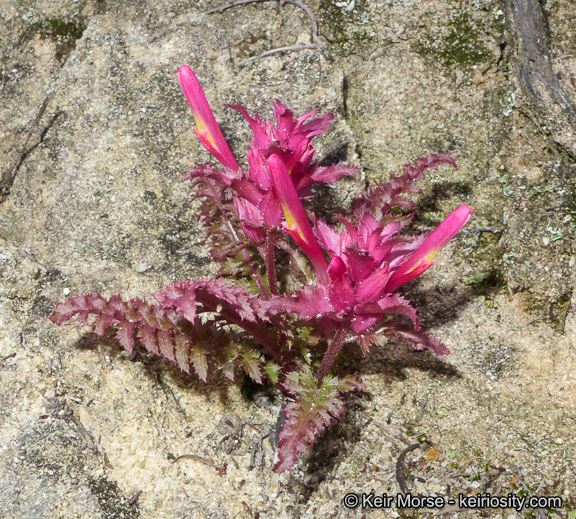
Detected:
left=177, top=66, right=472, bottom=359
left=267, top=154, right=328, bottom=283
left=176, top=65, right=239, bottom=171
left=385, top=205, right=473, bottom=293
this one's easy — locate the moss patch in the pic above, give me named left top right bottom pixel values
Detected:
left=41, top=17, right=87, bottom=62
left=415, top=9, right=491, bottom=68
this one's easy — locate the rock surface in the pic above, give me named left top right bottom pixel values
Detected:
left=1, top=0, right=576, bottom=518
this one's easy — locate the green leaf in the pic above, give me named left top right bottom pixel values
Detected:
left=263, top=362, right=281, bottom=383
left=215, top=345, right=238, bottom=381
left=289, top=247, right=316, bottom=284
left=237, top=346, right=263, bottom=384
left=189, top=346, right=208, bottom=382
left=273, top=367, right=363, bottom=473
left=465, top=273, right=484, bottom=285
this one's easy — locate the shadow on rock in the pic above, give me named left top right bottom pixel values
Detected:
left=71, top=329, right=234, bottom=405
left=356, top=339, right=462, bottom=382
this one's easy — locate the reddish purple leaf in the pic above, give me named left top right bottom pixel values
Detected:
left=116, top=321, right=137, bottom=354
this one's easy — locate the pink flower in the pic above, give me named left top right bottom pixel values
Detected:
left=176, top=65, right=239, bottom=171
left=385, top=205, right=473, bottom=293
left=267, top=154, right=328, bottom=283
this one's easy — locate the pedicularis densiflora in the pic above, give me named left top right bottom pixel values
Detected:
left=51, top=66, right=472, bottom=473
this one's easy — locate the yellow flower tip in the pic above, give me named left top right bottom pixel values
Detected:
left=195, top=127, right=217, bottom=148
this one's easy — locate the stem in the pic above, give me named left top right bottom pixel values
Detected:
left=196, top=285, right=292, bottom=370
left=316, top=321, right=349, bottom=384
left=225, top=217, right=268, bottom=298
left=265, top=234, right=278, bottom=296
left=242, top=249, right=268, bottom=297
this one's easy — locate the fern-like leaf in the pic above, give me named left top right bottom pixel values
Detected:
left=351, top=153, right=457, bottom=220
left=272, top=367, right=364, bottom=474
left=49, top=279, right=272, bottom=380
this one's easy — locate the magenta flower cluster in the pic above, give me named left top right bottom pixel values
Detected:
left=51, top=65, right=472, bottom=474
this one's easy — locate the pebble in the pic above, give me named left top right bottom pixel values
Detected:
left=134, top=263, right=148, bottom=273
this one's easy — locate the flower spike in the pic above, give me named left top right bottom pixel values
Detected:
left=267, top=154, right=328, bottom=283
left=176, top=65, right=239, bottom=171
left=385, top=205, right=473, bottom=293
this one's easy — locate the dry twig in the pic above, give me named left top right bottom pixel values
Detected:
left=208, top=0, right=324, bottom=67
left=172, top=453, right=216, bottom=466
left=395, top=443, right=420, bottom=494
